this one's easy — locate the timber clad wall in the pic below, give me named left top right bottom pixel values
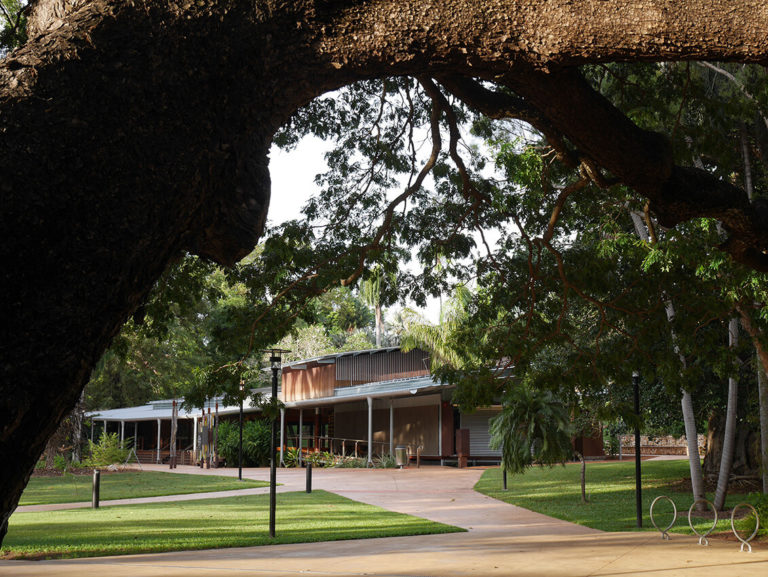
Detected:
left=335, top=349, right=428, bottom=387
left=281, top=349, right=431, bottom=402
left=281, top=364, right=335, bottom=402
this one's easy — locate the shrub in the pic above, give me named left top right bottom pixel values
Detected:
left=304, top=451, right=326, bottom=467
left=53, top=454, right=69, bottom=472
left=217, top=419, right=271, bottom=467
left=320, top=451, right=337, bottom=467
left=374, top=453, right=397, bottom=468
left=283, top=447, right=301, bottom=468
left=335, top=456, right=368, bottom=468
left=742, top=493, right=768, bottom=538
left=84, top=432, right=130, bottom=466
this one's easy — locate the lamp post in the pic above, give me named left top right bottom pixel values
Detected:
left=238, top=379, right=244, bottom=481
left=265, top=348, right=289, bottom=539
left=633, top=370, right=642, bottom=528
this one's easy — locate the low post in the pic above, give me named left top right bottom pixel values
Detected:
left=633, top=370, right=642, bottom=528
left=503, top=468, right=507, bottom=491
left=92, top=469, right=100, bottom=508
left=306, top=462, right=312, bottom=493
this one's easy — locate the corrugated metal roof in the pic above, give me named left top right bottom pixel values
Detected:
left=87, top=387, right=274, bottom=422
left=87, top=376, right=450, bottom=419
left=287, top=375, right=451, bottom=407
left=280, top=347, right=401, bottom=369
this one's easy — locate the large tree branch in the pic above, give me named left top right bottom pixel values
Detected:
left=442, top=68, right=768, bottom=270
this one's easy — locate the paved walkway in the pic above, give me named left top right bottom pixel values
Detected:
left=2, top=464, right=767, bottom=576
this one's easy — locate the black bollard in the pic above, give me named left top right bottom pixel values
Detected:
left=502, top=468, right=507, bottom=491
left=306, top=463, right=312, bottom=493
left=92, top=469, right=100, bottom=508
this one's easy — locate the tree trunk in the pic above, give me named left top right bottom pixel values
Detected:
left=375, top=303, right=383, bottom=348
left=760, top=359, right=768, bottom=494
left=4, top=0, right=768, bottom=543
left=681, top=390, right=707, bottom=504
left=628, top=210, right=706, bottom=505
left=738, top=306, right=768, bottom=493
left=713, top=318, right=740, bottom=512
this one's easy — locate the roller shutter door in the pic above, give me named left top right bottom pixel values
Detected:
left=460, top=408, right=502, bottom=457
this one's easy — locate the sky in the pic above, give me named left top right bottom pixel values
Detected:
left=267, top=136, right=443, bottom=325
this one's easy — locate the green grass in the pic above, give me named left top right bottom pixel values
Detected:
left=19, top=471, right=269, bottom=506
left=2, top=490, right=463, bottom=559
left=475, top=460, right=763, bottom=537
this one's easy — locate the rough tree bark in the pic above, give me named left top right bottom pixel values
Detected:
left=3, top=0, right=768, bottom=541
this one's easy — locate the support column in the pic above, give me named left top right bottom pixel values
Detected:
left=156, top=418, right=161, bottom=464
left=192, top=416, right=198, bottom=454
left=133, top=422, right=138, bottom=448
left=438, top=402, right=442, bottom=462
left=367, top=396, right=374, bottom=466
left=120, top=421, right=125, bottom=448
left=280, top=408, right=286, bottom=466
left=389, top=400, right=394, bottom=455
left=90, top=419, right=94, bottom=443
left=314, top=407, right=320, bottom=451
left=298, top=409, right=303, bottom=467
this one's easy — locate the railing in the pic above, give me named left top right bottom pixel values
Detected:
left=282, top=435, right=422, bottom=460
left=134, top=445, right=195, bottom=465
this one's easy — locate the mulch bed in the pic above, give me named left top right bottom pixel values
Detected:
left=668, top=476, right=762, bottom=495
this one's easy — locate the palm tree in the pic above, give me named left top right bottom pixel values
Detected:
left=489, top=385, right=573, bottom=475
left=399, top=285, right=474, bottom=370
left=360, top=268, right=384, bottom=348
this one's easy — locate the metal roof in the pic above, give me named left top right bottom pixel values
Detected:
left=286, top=375, right=451, bottom=407
left=87, top=387, right=274, bottom=422
left=280, top=347, right=401, bottom=369
left=87, top=375, right=450, bottom=419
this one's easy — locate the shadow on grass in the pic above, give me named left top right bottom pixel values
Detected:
left=2, top=491, right=464, bottom=559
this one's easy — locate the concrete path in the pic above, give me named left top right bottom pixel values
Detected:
left=2, top=464, right=767, bottom=576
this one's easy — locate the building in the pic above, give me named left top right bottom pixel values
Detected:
left=88, top=347, right=603, bottom=466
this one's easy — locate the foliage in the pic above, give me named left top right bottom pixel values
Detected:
left=275, top=324, right=335, bottom=362
left=374, top=453, right=398, bottom=468
left=216, top=419, right=272, bottom=468
left=3, top=491, right=462, bottom=559
left=0, top=0, right=26, bottom=56
left=489, top=386, right=574, bottom=475
left=83, top=433, right=130, bottom=467
left=282, top=447, right=301, bottom=468
left=334, top=456, right=368, bottom=468
left=744, top=492, right=768, bottom=538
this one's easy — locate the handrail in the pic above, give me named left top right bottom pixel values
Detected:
left=282, top=435, right=423, bottom=458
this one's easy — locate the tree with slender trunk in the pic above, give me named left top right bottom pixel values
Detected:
left=4, top=0, right=768, bottom=543
left=628, top=211, right=706, bottom=506
left=713, top=318, right=740, bottom=511
left=360, top=269, right=384, bottom=348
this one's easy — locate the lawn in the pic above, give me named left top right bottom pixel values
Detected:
left=475, top=459, right=764, bottom=537
left=20, top=471, right=269, bottom=505
left=2, top=490, right=463, bottom=559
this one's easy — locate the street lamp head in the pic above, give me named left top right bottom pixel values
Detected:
left=262, top=348, right=290, bottom=371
